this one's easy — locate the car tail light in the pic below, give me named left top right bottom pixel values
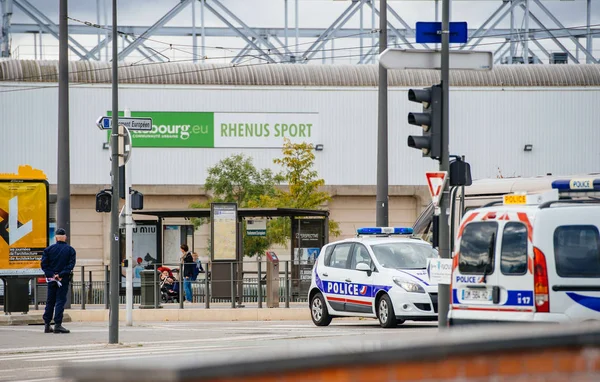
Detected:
left=533, top=247, right=550, bottom=313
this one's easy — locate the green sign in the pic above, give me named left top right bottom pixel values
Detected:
left=106, top=111, right=319, bottom=148
left=107, top=111, right=214, bottom=148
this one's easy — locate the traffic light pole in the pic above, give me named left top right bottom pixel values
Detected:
left=438, top=0, right=451, bottom=329
left=376, top=0, right=388, bottom=227
left=109, top=0, right=120, bottom=344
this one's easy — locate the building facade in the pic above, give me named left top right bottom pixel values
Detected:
left=1, top=60, right=600, bottom=268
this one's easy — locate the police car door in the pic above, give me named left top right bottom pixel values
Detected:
left=321, top=242, right=354, bottom=313
left=344, top=243, right=375, bottom=314
left=494, top=220, right=535, bottom=316
left=454, top=219, right=499, bottom=314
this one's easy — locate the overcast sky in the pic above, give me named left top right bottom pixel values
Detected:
left=7, top=0, right=599, bottom=64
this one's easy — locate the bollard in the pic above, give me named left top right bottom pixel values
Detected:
left=104, top=265, right=109, bottom=309
left=285, top=261, right=290, bottom=308
left=81, top=266, right=86, bottom=310
left=230, top=262, right=235, bottom=309
left=257, top=260, right=262, bottom=308
left=88, top=270, right=93, bottom=304
left=204, top=262, right=210, bottom=309
left=179, top=262, right=184, bottom=309
left=153, top=264, right=158, bottom=309
left=33, top=278, right=38, bottom=310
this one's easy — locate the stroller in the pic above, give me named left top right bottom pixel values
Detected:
left=159, top=270, right=180, bottom=303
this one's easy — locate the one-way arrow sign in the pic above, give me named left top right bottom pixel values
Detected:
left=96, top=116, right=153, bottom=131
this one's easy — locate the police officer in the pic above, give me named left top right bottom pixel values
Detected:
left=41, top=228, right=76, bottom=334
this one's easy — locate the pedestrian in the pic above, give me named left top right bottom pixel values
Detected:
left=191, top=252, right=204, bottom=281
left=41, top=228, right=76, bottom=334
left=180, top=244, right=194, bottom=303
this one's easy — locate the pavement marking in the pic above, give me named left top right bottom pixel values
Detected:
left=0, top=333, right=287, bottom=355
left=0, top=343, right=267, bottom=363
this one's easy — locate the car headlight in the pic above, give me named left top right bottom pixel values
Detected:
left=392, top=277, right=425, bottom=293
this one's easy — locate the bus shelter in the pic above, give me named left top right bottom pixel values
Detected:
left=133, top=207, right=329, bottom=305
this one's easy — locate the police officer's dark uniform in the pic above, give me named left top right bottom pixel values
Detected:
left=41, top=228, right=76, bottom=334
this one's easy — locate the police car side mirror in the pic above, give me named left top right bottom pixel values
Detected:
left=356, top=263, right=371, bottom=273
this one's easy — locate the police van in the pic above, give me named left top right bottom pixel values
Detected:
left=308, top=227, right=439, bottom=328
left=448, top=186, right=600, bottom=325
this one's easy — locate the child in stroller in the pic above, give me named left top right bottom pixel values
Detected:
left=160, top=269, right=180, bottom=303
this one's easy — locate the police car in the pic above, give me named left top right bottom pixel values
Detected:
left=448, top=185, right=600, bottom=325
left=308, top=227, right=439, bottom=328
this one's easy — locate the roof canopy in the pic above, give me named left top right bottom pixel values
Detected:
left=133, top=207, right=329, bottom=220
left=2, top=60, right=600, bottom=87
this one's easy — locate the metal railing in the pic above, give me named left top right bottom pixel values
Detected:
left=15, top=260, right=313, bottom=310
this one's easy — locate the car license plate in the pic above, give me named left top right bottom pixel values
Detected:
left=461, top=289, right=492, bottom=302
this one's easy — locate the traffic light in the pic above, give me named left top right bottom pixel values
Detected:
left=95, top=190, right=112, bottom=213
left=130, top=190, right=144, bottom=210
left=407, top=83, right=442, bottom=160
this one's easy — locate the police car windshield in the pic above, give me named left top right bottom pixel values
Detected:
left=371, top=243, right=437, bottom=269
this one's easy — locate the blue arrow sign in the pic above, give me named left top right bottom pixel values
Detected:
left=96, top=116, right=153, bottom=131
left=415, top=22, right=468, bottom=44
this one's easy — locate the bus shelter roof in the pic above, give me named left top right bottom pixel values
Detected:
left=133, top=207, right=329, bottom=220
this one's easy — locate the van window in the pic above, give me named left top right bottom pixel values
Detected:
left=458, top=222, right=497, bottom=274
left=327, top=243, right=353, bottom=269
left=554, top=225, right=600, bottom=278
left=500, top=222, right=528, bottom=275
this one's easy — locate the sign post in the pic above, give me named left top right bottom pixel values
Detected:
left=97, top=112, right=151, bottom=334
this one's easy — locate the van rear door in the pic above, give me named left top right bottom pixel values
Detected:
left=536, top=207, right=600, bottom=321
left=453, top=219, right=499, bottom=316
left=494, top=220, right=535, bottom=317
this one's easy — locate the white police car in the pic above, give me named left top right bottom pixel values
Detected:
left=308, top=227, right=439, bottom=328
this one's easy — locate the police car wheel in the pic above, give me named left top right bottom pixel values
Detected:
left=311, top=293, right=332, bottom=326
left=378, top=294, right=397, bottom=328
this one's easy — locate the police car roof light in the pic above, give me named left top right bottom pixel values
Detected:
left=356, top=227, right=414, bottom=235
left=551, top=178, right=600, bottom=191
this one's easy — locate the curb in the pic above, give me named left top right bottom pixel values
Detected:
left=0, top=312, right=72, bottom=326
left=67, top=308, right=311, bottom=322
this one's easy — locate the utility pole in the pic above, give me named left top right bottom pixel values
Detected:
left=376, top=0, right=388, bottom=227
left=109, top=0, right=120, bottom=345
left=57, top=0, right=70, bottom=239
left=437, top=0, right=451, bottom=329
left=124, top=109, right=133, bottom=327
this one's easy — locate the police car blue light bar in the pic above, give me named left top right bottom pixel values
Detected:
left=551, top=178, right=600, bottom=191
left=356, top=227, right=414, bottom=235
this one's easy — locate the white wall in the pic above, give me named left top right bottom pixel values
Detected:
left=1, top=83, right=599, bottom=185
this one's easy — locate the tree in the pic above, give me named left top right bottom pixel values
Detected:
left=190, top=154, right=286, bottom=258
left=257, top=138, right=341, bottom=238
left=202, top=154, right=283, bottom=206
left=191, top=142, right=340, bottom=259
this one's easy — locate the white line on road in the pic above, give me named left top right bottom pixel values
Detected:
left=0, top=333, right=284, bottom=356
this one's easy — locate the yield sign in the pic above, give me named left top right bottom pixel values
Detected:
left=426, top=171, right=448, bottom=207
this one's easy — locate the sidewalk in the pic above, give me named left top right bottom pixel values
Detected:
left=0, top=302, right=310, bottom=325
